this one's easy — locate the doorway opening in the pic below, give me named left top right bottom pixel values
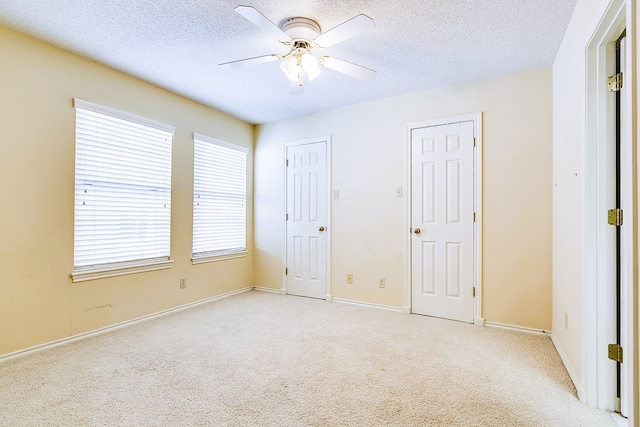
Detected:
left=584, top=0, right=634, bottom=419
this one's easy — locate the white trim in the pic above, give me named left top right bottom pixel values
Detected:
left=584, top=1, right=636, bottom=417
left=73, top=98, right=175, bottom=134
left=191, top=251, right=248, bottom=265
left=0, top=287, right=253, bottom=364
left=281, top=141, right=288, bottom=293
left=404, top=113, right=483, bottom=322
left=192, top=132, right=249, bottom=153
left=252, top=286, right=282, bottom=294
left=282, top=136, right=332, bottom=299
left=71, top=259, right=173, bottom=283
left=472, top=113, right=484, bottom=323
left=484, top=321, right=550, bottom=336
left=551, top=333, right=586, bottom=402
left=332, top=297, right=402, bottom=313
left=474, top=317, right=485, bottom=326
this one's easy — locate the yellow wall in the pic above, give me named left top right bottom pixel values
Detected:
left=0, top=25, right=254, bottom=356
left=254, top=67, right=553, bottom=330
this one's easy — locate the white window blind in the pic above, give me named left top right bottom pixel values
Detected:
left=193, top=133, right=247, bottom=260
left=73, top=99, right=174, bottom=279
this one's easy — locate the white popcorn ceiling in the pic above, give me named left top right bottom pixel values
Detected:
left=0, top=1, right=577, bottom=124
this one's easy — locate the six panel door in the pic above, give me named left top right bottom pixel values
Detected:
left=411, top=121, right=475, bottom=323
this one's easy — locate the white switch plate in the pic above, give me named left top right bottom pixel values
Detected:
left=333, top=190, right=340, bottom=199
left=396, top=187, right=403, bottom=197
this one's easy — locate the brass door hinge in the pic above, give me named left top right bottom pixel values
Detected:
left=472, top=287, right=476, bottom=298
left=286, top=213, right=289, bottom=221
left=608, top=343, right=623, bottom=363
left=286, top=159, right=289, bottom=166
left=473, top=212, right=476, bottom=222
left=608, top=209, right=623, bottom=226
left=285, top=267, right=288, bottom=275
left=473, top=137, right=477, bottom=148
left=608, top=73, right=623, bottom=92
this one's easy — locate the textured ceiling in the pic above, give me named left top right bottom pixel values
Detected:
left=0, top=1, right=577, bottom=124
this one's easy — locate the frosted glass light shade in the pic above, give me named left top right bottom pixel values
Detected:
left=301, top=53, right=321, bottom=80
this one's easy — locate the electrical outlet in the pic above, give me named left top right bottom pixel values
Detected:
left=564, top=312, right=568, bottom=329
left=379, top=278, right=385, bottom=288
left=346, top=274, right=353, bottom=284
left=180, top=278, right=187, bottom=289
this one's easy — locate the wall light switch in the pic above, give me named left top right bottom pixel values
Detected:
left=333, top=190, right=340, bottom=199
left=396, top=187, right=403, bottom=197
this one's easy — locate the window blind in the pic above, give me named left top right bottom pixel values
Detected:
left=73, top=99, right=174, bottom=273
left=192, top=133, right=247, bottom=259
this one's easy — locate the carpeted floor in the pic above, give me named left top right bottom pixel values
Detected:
left=0, top=290, right=616, bottom=426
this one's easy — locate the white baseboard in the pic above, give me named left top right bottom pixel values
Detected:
left=0, top=286, right=254, bottom=364
left=252, top=286, right=281, bottom=294
left=325, top=294, right=333, bottom=302
left=484, top=321, right=550, bottom=336
left=401, top=305, right=411, bottom=314
left=550, top=333, right=586, bottom=402
left=474, top=317, right=485, bottom=326
left=332, top=297, right=402, bottom=313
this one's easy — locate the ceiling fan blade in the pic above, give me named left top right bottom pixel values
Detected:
left=321, top=56, right=377, bottom=81
left=235, top=6, right=292, bottom=42
left=219, top=54, right=280, bottom=70
left=314, top=14, right=375, bottom=48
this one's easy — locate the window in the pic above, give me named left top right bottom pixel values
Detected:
left=192, top=133, right=247, bottom=263
left=72, top=99, right=174, bottom=282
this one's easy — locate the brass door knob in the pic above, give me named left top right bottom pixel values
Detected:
left=319, top=226, right=325, bottom=232
left=414, top=228, right=421, bottom=235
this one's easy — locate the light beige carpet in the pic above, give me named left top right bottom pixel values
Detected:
left=0, top=290, right=616, bottom=426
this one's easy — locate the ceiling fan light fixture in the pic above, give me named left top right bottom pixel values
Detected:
left=279, top=55, right=298, bottom=74
left=221, top=6, right=376, bottom=91
left=301, top=53, right=321, bottom=80
left=285, top=69, right=300, bottom=82
left=279, top=49, right=321, bottom=84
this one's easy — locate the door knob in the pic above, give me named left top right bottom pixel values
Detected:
left=413, top=228, right=421, bottom=235
left=319, top=226, right=325, bottom=232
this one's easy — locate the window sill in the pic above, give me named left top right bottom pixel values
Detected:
left=191, top=251, right=248, bottom=265
left=71, top=259, right=173, bottom=283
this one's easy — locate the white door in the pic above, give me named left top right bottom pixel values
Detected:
left=285, top=141, right=328, bottom=299
left=411, top=121, right=475, bottom=322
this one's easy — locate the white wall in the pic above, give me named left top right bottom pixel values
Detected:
left=255, top=67, right=553, bottom=330
left=553, top=0, right=639, bottom=416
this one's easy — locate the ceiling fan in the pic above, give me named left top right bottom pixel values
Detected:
left=219, top=5, right=377, bottom=93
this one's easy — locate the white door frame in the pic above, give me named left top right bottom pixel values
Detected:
left=584, top=0, right=637, bottom=420
left=404, top=113, right=484, bottom=325
left=281, top=136, right=332, bottom=301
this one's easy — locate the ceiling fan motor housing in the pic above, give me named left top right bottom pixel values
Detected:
left=281, top=17, right=321, bottom=41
